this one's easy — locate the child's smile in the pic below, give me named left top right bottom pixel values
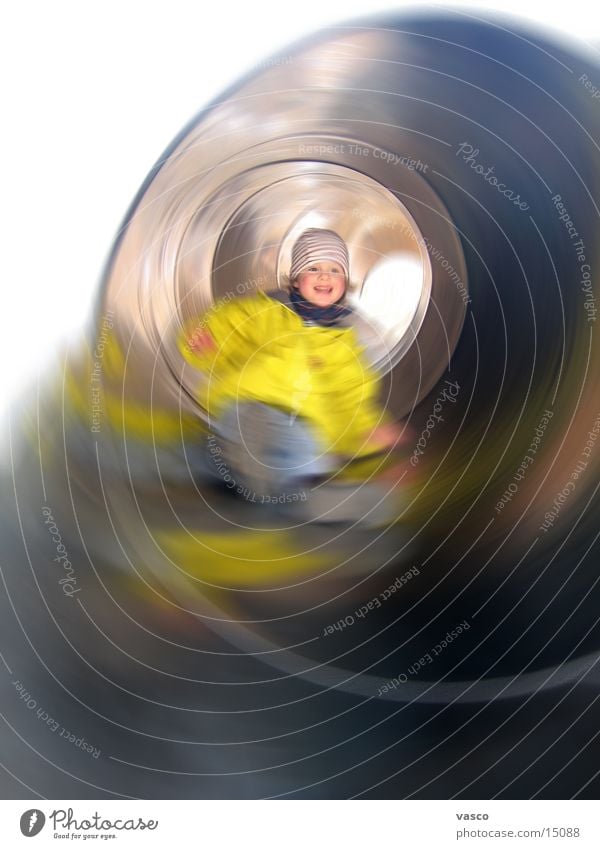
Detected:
left=296, top=261, right=347, bottom=307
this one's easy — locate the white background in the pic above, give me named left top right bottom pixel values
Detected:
left=1, top=0, right=599, bottom=412
left=1, top=799, right=600, bottom=846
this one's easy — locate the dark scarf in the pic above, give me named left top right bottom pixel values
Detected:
left=289, top=288, right=352, bottom=327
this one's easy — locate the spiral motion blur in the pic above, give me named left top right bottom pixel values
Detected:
left=2, top=8, right=600, bottom=799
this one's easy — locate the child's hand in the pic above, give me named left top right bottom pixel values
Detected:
left=187, top=328, right=216, bottom=356
left=366, top=421, right=406, bottom=452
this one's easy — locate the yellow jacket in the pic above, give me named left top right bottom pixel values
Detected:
left=178, top=290, right=386, bottom=458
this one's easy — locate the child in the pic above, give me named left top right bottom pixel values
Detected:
left=179, top=228, right=400, bottom=509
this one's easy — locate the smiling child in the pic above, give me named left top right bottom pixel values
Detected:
left=179, top=228, right=400, bottom=506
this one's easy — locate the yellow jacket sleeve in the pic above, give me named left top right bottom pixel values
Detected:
left=177, top=294, right=266, bottom=372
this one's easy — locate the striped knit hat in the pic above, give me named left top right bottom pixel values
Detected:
left=289, top=228, right=350, bottom=282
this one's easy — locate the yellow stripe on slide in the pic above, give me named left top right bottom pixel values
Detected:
left=156, top=528, right=331, bottom=587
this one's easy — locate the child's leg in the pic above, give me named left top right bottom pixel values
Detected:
left=210, top=402, right=333, bottom=498
left=208, top=403, right=403, bottom=526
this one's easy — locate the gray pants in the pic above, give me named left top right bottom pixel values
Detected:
left=201, top=402, right=399, bottom=527
left=203, top=402, right=333, bottom=498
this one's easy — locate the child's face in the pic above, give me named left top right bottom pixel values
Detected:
left=295, top=260, right=347, bottom=307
